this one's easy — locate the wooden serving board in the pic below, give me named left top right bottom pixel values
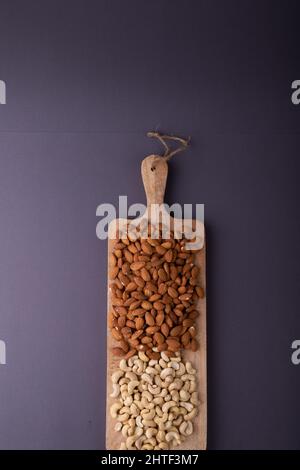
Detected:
left=105, top=155, right=207, bottom=450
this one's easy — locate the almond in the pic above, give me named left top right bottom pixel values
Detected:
left=179, top=293, right=192, bottom=301
left=161, top=241, right=172, bottom=249
left=128, top=244, right=138, bottom=254
left=156, top=245, right=167, bottom=255
left=188, top=310, right=199, bottom=319
left=189, top=326, right=197, bottom=338
left=165, top=249, right=173, bottom=263
left=126, top=281, right=137, bottom=292
left=110, top=253, right=117, bottom=267
left=124, top=348, right=137, bottom=360
left=149, top=293, right=161, bottom=302
left=124, top=250, right=133, bottom=263
left=134, top=276, right=145, bottom=288
left=158, top=268, right=167, bottom=281
left=145, top=312, right=155, bottom=326
left=166, top=338, right=180, bottom=352
left=141, top=241, right=153, bottom=255
left=115, top=306, right=127, bottom=316
left=191, top=266, right=199, bottom=278
left=153, top=301, right=164, bottom=311
left=131, top=329, right=143, bottom=341
left=141, top=267, right=151, bottom=282
left=129, top=300, right=142, bottom=311
left=121, top=327, right=132, bottom=338
left=130, top=261, right=145, bottom=271
left=110, top=266, right=119, bottom=279
left=145, top=325, right=159, bottom=335
left=154, top=332, right=164, bottom=345
left=170, top=325, right=182, bottom=337
left=157, top=342, right=168, bottom=352
left=141, top=301, right=152, bottom=310
left=161, top=323, right=169, bottom=337
left=135, top=317, right=144, bottom=330
left=112, top=347, right=126, bottom=357
left=131, top=308, right=146, bottom=316
left=182, top=318, right=194, bottom=328
left=181, top=331, right=191, bottom=345
left=196, top=286, right=205, bottom=298
left=141, top=336, right=152, bottom=344
left=146, top=350, right=160, bottom=360
left=119, top=340, right=129, bottom=353
left=158, top=283, right=167, bottom=295
left=167, top=286, right=178, bottom=298
left=156, top=312, right=164, bottom=326
left=114, top=249, right=122, bottom=258
left=117, top=316, right=126, bottom=328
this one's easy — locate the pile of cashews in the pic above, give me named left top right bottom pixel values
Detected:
left=110, top=350, right=198, bottom=450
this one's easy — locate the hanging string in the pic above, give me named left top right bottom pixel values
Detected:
left=147, top=131, right=191, bottom=163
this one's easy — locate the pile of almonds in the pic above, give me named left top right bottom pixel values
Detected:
left=108, top=230, right=204, bottom=359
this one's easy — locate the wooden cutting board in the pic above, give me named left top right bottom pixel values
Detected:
left=105, top=154, right=207, bottom=450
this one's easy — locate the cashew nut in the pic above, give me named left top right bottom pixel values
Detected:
left=110, top=402, right=122, bottom=418
left=112, top=370, right=124, bottom=384
left=110, top=383, right=120, bottom=398
left=128, top=380, right=139, bottom=395
left=110, top=351, right=199, bottom=450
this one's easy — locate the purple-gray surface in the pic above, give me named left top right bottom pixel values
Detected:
left=0, top=0, right=299, bottom=450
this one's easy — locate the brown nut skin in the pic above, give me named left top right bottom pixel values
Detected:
left=161, top=323, right=169, bottom=337
left=109, top=234, right=202, bottom=356
left=166, top=338, right=181, bottom=352
left=145, top=312, right=155, bottom=326
left=119, top=340, right=129, bottom=353
left=111, top=347, right=126, bottom=357
left=170, top=325, right=183, bottom=337
left=156, top=312, right=164, bottom=326
left=111, top=328, right=123, bottom=341
left=153, top=332, right=165, bottom=345
left=135, top=317, right=144, bottom=330
left=145, top=326, right=160, bottom=335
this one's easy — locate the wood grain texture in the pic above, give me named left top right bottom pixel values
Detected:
left=105, top=154, right=207, bottom=450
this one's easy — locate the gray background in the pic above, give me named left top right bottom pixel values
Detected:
left=0, top=0, right=299, bottom=449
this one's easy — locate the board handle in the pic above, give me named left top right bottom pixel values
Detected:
left=141, top=155, right=168, bottom=207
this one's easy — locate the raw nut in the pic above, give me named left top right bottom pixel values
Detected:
left=154, top=332, right=165, bottom=345
left=166, top=338, right=180, bottom=352
left=146, top=326, right=160, bottom=335
left=142, top=301, right=152, bottom=311
left=131, top=262, right=145, bottom=271
left=112, top=328, right=123, bottom=341
left=196, top=286, right=205, bottom=298
left=135, top=317, right=144, bottom=330
left=110, top=352, right=198, bottom=449
left=112, top=347, right=126, bottom=357
left=168, top=287, right=178, bottom=298
left=108, top=232, right=203, bottom=355
left=145, top=312, right=155, bottom=326
left=165, top=249, right=173, bottom=262
left=119, top=340, right=129, bottom=353
left=118, top=315, right=127, bottom=327
left=161, top=323, right=169, bottom=338
left=181, top=331, right=191, bottom=346
left=156, top=312, right=164, bottom=326
left=170, top=326, right=182, bottom=337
